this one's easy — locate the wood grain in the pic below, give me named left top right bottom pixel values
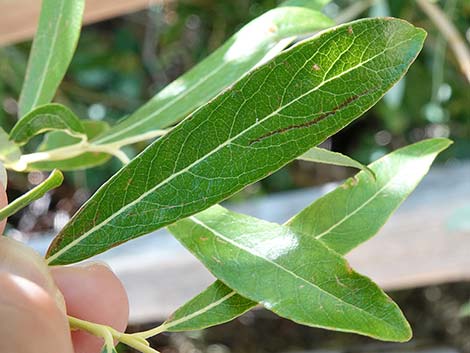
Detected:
left=0, top=0, right=162, bottom=46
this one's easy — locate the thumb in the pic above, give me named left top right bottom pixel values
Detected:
left=0, top=237, right=74, bottom=353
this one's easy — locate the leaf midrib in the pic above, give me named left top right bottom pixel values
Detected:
left=188, top=215, right=399, bottom=333
left=163, top=290, right=238, bottom=331
left=47, top=34, right=414, bottom=264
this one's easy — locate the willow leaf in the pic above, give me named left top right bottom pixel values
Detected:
left=298, top=147, right=374, bottom=176
left=46, top=18, right=426, bottom=265
left=18, top=0, right=85, bottom=117
left=92, top=6, right=333, bottom=146
left=10, top=104, right=86, bottom=146
left=169, top=205, right=411, bottom=341
left=162, top=138, right=450, bottom=333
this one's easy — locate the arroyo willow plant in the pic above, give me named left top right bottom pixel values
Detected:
left=0, top=0, right=452, bottom=352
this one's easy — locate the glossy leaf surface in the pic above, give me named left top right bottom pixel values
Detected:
left=93, top=6, right=333, bottom=145
left=169, top=205, right=411, bottom=341
left=10, top=104, right=86, bottom=146
left=163, top=138, right=450, bottom=333
left=46, top=18, right=426, bottom=265
left=18, top=0, right=85, bottom=117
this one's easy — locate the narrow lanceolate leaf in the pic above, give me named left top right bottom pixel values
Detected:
left=92, top=6, right=334, bottom=146
left=46, top=18, right=426, bottom=265
left=156, top=281, right=256, bottom=333
left=298, top=147, right=374, bottom=177
left=0, top=169, right=63, bottom=221
left=169, top=205, right=411, bottom=341
left=288, top=138, right=452, bottom=254
left=163, top=138, right=450, bottom=333
left=18, top=0, right=85, bottom=117
left=10, top=104, right=86, bottom=146
left=29, top=120, right=111, bottom=171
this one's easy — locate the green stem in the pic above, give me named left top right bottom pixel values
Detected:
left=0, top=169, right=63, bottom=222
left=68, top=316, right=161, bottom=353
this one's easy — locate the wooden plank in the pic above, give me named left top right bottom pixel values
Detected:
left=28, top=162, right=470, bottom=324
left=0, top=0, right=162, bottom=47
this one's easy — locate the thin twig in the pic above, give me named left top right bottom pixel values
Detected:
left=416, top=0, right=470, bottom=84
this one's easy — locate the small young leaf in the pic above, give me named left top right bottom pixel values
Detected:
left=92, top=6, right=333, bottom=146
left=163, top=138, right=451, bottom=333
left=46, top=18, right=426, bottom=265
left=298, top=147, right=374, bottom=177
left=168, top=205, right=411, bottom=342
left=158, top=281, right=256, bottom=333
left=10, top=104, right=86, bottom=146
left=18, top=0, right=85, bottom=117
left=29, top=121, right=111, bottom=171
left=0, top=169, right=63, bottom=221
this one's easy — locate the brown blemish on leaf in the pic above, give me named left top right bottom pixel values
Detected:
left=249, top=87, right=378, bottom=146
left=312, top=64, right=321, bottom=71
left=348, top=26, right=354, bottom=35
left=268, top=24, right=278, bottom=33
left=199, top=237, right=209, bottom=241
left=341, top=177, right=358, bottom=189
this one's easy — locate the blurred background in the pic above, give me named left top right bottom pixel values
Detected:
left=0, top=0, right=469, bottom=352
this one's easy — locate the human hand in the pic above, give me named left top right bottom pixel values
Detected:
left=0, top=184, right=129, bottom=353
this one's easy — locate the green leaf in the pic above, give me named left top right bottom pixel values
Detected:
left=157, top=280, right=256, bottom=333
left=29, top=121, right=111, bottom=171
left=298, top=147, right=374, bottom=177
left=10, top=104, right=86, bottom=146
left=0, top=169, right=63, bottom=222
left=0, top=127, right=21, bottom=164
left=162, top=138, right=450, bottom=333
left=46, top=18, right=426, bottom=265
left=92, top=6, right=334, bottom=146
left=18, top=0, right=85, bottom=117
left=168, top=205, right=411, bottom=341
left=288, top=138, right=452, bottom=254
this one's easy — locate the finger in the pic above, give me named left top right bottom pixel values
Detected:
left=0, top=273, right=73, bottom=353
left=51, top=263, right=129, bottom=353
left=0, top=182, right=7, bottom=234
